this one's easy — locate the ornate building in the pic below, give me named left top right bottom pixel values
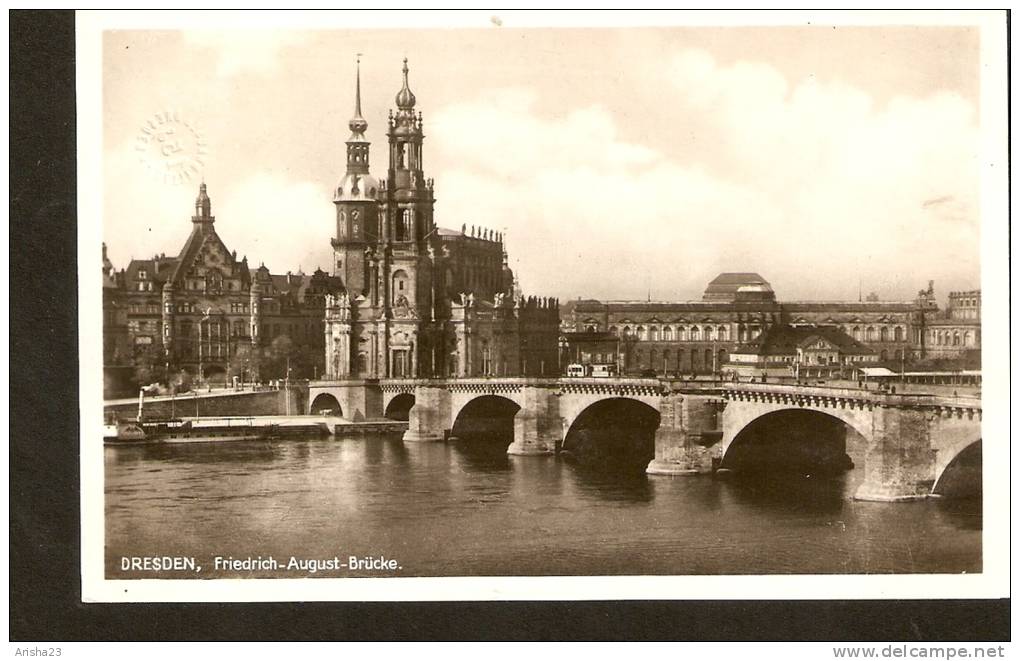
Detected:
left=102, top=184, right=342, bottom=395
left=924, top=289, right=981, bottom=360
left=563, top=273, right=979, bottom=376
left=323, top=59, right=559, bottom=379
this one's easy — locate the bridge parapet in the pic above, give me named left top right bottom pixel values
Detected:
left=558, top=378, right=662, bottom=397
left=721, top=383, right=981, bottom=418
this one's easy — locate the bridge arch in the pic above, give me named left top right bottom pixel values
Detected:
left=720, top=406, right=871, bottom=477
left=562, top=397, right=661, bottom=473
left=384, top=393, right=415, bottom=421
left=309, top=393, right=343, bottom=417
left=933, top=439, right=982, bottom=498
left=450, top=394, right=522, bottom=446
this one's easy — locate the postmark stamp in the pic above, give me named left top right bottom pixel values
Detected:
left=134, top=110, right=208, bottom=185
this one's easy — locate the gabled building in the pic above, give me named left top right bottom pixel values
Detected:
left=103, top=184, right=342, bottom=395
left=726, top=324, right=876, bottom=378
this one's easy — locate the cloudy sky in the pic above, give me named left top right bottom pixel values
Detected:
left=102, top=21, right=983, bottom=303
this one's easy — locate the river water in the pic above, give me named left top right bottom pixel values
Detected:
left=105, top=434, right=981, bottom=579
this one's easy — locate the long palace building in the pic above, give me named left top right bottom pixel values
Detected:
left=562, top=274, right=981, bottom=376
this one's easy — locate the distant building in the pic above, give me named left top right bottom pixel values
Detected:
left=726, top=324, right=877, bottom=379
left=323, top=59, right=559, bottom=379
left=102, top=184, right=342, bottom=395
left=564, top=273, right=978, bottom=376
left=924, top=290, right=981, bottom=360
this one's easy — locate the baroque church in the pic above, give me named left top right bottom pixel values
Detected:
left=324, top=59, right=559, bottom=379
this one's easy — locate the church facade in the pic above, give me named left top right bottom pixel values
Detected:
left=323, top=60, right=559, bottom=379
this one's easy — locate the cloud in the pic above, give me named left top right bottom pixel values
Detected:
left=214, top=173, right=333, bottom=274
left=425, top=50, right=979, bottom=301
left=182, top=31, right=309, bottom=77
left=102, top=142, right=332, bottom=278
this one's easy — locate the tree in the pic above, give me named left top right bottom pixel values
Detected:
left=228, top=343, right=258, bottom=384
left=262, top=335, right=297, bottom=380
left=131, top=342, right=161, bottom=389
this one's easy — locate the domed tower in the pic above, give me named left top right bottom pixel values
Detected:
left=379, top=58, right=440, bottom=379
left=332, top=56, right=380, bottom=296
left=384, top=58, right=435, bottom=245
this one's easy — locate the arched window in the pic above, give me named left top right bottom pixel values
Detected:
left=853, top=326, right=862, bottom=341
left=662, top=349, right=670, bottom=371
left=649, top=349, right=657, bottom=369
left=704, top=326, right=714, bottom=341
left=894, top=326, right=904, bottom=342
left=866, top=327, right=876, bottom=342
left=964, top=331, right=972, bottom=346
left=705, top=348, right=713, bottom=369
left=662, top=326, right=673, bottom=341
left=690, top=326, right=700, bottom=341
left=678, top=326, right=687, bottom=341
left=676, top=349, right=684, bottom=371
left=391, top=269, right=409, bottom=298
left=953, top=332, right=960, bottom=346
left=718, top=325, right=728, bottom=341
left=649, top=326, right=659, bottom=341
left=637, top=326, right=646, bottom=341
left=609, top=325, right=619, bottom=336
left=880, top=326, right=889, bottom=342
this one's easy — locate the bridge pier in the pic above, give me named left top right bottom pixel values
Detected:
left=854, top=403, right=937, bottom=502
left=507, top=386, right=560, bottom=455
left=402, top=385, right=451, bottom=443
left=646, top=393, right=720, bottom=475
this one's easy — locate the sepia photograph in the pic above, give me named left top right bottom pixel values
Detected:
left=74, top=10, right=1008, bottom=604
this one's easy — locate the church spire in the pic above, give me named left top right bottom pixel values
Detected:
left=348, top=54, right=367, bottom=137
left=343, top=55, right=370, bottom=175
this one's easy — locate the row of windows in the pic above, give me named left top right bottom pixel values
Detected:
left=588, top=323, right=910, bottom=344
left=631, top=348, right=727, bottom=370
left=928, top=329, right=977, bottom=347
left=844, top=325, right=906, bottom=343
left=612, top=325, right=734, bottom=342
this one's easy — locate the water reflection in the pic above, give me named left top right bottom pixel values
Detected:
left=105, top=433, right=982, bottom=578
left=566, top=463, right=654, bottom=504
left=719, top=470, right=849, bottom=516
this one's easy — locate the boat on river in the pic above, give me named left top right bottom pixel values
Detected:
left=103, top=418, right=279, bottom=445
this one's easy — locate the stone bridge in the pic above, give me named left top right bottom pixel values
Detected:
left=307, top=377, right=982, bottom=502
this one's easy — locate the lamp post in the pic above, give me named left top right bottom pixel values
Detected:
left=285, top=355, right=291, bottom=416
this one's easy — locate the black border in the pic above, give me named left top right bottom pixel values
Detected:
left=9, top=9, right=1010, bottom=642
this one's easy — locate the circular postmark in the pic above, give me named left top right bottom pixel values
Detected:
left=134, top=110, right=208, bottom=185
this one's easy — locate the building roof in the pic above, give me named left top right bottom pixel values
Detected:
left=125, top=256, right=179, bottom=287
left=702, top=273, right=776, bottom=303
left=733, top=324, right=875, bottom=357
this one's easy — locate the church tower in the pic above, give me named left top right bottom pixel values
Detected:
left=380, top=58, right=439, bottom=378
left=332, top=56, right=380, bottom=297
